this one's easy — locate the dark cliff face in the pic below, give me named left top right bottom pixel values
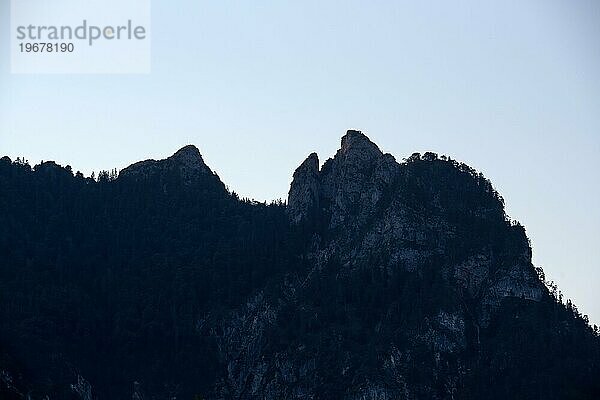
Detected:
left=0, top=133, right=599, bottom=400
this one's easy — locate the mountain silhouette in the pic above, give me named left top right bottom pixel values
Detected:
left=0, top=131, right=598, bottom=399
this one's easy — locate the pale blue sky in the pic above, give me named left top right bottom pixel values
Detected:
left=1, top=1, right=599, bottom=323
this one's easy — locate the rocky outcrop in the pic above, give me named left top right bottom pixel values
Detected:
left=288, top=129, right=545, bottom=329
left=70, top=374, right=93, bottom=400
left=288, top=153, right=320, bottom=224
left=289, top=130, right=398, bottom=230
left=212, top=293, right=320, bottom=399
left=119, top=144, right=212, bottom=183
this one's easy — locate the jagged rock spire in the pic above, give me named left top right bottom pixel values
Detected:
left=288, top=130, right=395, bottom=226
left=288, top=153, right=320, bottom=224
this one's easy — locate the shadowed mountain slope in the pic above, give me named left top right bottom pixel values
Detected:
left=0, top=132, right=598, bottom=399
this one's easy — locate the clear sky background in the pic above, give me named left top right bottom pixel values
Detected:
left=0, top=1, right=599, bottom=323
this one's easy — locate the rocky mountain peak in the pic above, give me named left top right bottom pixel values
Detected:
left=288, top=130, right=395, bottom=227
left=331, top=130, right=385, bottom=177
left=339, top=130, right=383, bottom=161
left=288, top=130, right=543, bottom=329
left=169, top=145, right=207, bottom=169
left=120, top=145, right=211, bottom=180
